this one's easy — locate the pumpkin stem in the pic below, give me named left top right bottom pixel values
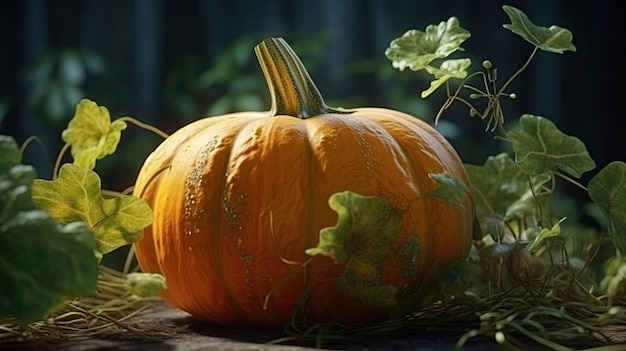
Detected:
left=254, top=38, right=350, bottom=119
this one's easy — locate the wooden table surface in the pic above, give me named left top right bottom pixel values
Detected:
left=11, top=303, right=502, bottom=351
left=13, top=300, right=626, bottom=351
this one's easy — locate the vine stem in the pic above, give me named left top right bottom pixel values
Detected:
left=53, top=143, right=71, bottom=179
left=117, top=116, right=170, bottom=139
left=101, top=189, right=125, bottom=198
left=123, top=245, right=137, bottom=274
left=19, top=135, right=53, bottom=168
left=497, top=46, right=539, bottom=97
left=553, top=171, right=588, bottom=192
left=435, top=71, right=485, bottom=124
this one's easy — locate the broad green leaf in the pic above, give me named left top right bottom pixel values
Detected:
left=465, top=153, right=551, bottom=224
left=421, top=58, right=471, bottom=98
left=507, top=114, right=595, bottom=178
left=31, top=164, right=154, bottom=257
left=527, top=217, right=567, bottom=252
left=502, top=5, right=576, bottom=54
left=61, top=99, right=127, bottom=170
left=0, top=135, right=21, bottom=172
left=306, top=191, right=404, bottom=306
left=1, top=137, right=35, bottom=218
left=1, top=216, right=98, bottom=323
left=126, top=272, right=167, bottom=297
left=0, top=150, right=98, bottom=323
left=588, top=161, right=626, bottom=254
left=426, top=172, right=470, bottom=210
left=385, top=17, right=471, bottom=72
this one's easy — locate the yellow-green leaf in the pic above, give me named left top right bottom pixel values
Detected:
left=421, top=58, right=471, bottom=98
left=527, top=217, right=566, bottom=253
left=385, top=17, right=471, bottom=72
left=61, top=99, right=127, bottom=170
left=126, top=272, right=167, bottom=297
left=31, top=164, right=154, bottom=256
left=599, top=256, right=626, bottom=296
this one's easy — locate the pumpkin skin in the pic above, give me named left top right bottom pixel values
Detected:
left=133, top=38, right=475, bottom=327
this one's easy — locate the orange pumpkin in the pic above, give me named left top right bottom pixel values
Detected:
left=133, top=38, right=475, bottom=327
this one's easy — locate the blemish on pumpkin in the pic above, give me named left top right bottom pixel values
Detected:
left=237, top=193, right=247, bottom=203
left=236, top=235, right=253, bottom=263
left=349, top=121, right=376, bottom=174
left=223, top=192, right=248, bottom=232
left=239, top=250, right=253, bottom=263
left=183, top=138, right=217, bottom=235
left=223, top=202, right=239, bottom=231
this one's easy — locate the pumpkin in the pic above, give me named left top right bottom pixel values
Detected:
left=133, top=38, right=475, bottom=327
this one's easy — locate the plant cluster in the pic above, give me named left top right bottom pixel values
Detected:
left=380, top=5, right=626, bottom=349
left=0, top=100, right=167, bottom=342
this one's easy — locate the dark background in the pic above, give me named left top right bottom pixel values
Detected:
left=0, top=0, right=622, bottom=203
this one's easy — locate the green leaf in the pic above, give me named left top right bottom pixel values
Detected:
left=0, top=145, right=98, bottom=322
left=31, top=164, right=154, bottom=257
left=1, top=137, right=34, bottom=220
left=502, top=5, right=576, bottom=54
left=126, top=272, right=167, bottom=297
left=306, top=191, right=404, bottom=306
left=1, top=216, right=98, bottom=323
left=0, top=135, right=22, bottom=172
left=61, top=99, right=127, bottom=170
left=465, top=153, right=551, bottom=223
left=588, top=161, right=626, bottom=254
left=426, top=172, right=470, bottom=210
left=385, top=17, right=471, bottom=72
left=527, top=217, right=567, bottom=253
left=421, top=58, right=471, bottom=98
left=506, top=114, right=595, bottom=178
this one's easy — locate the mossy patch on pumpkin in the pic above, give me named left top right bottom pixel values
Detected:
left=306, top=191, right=406, bottom=307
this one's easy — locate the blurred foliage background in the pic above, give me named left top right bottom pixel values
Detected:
left=0, top=0, right=622, bottom=227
